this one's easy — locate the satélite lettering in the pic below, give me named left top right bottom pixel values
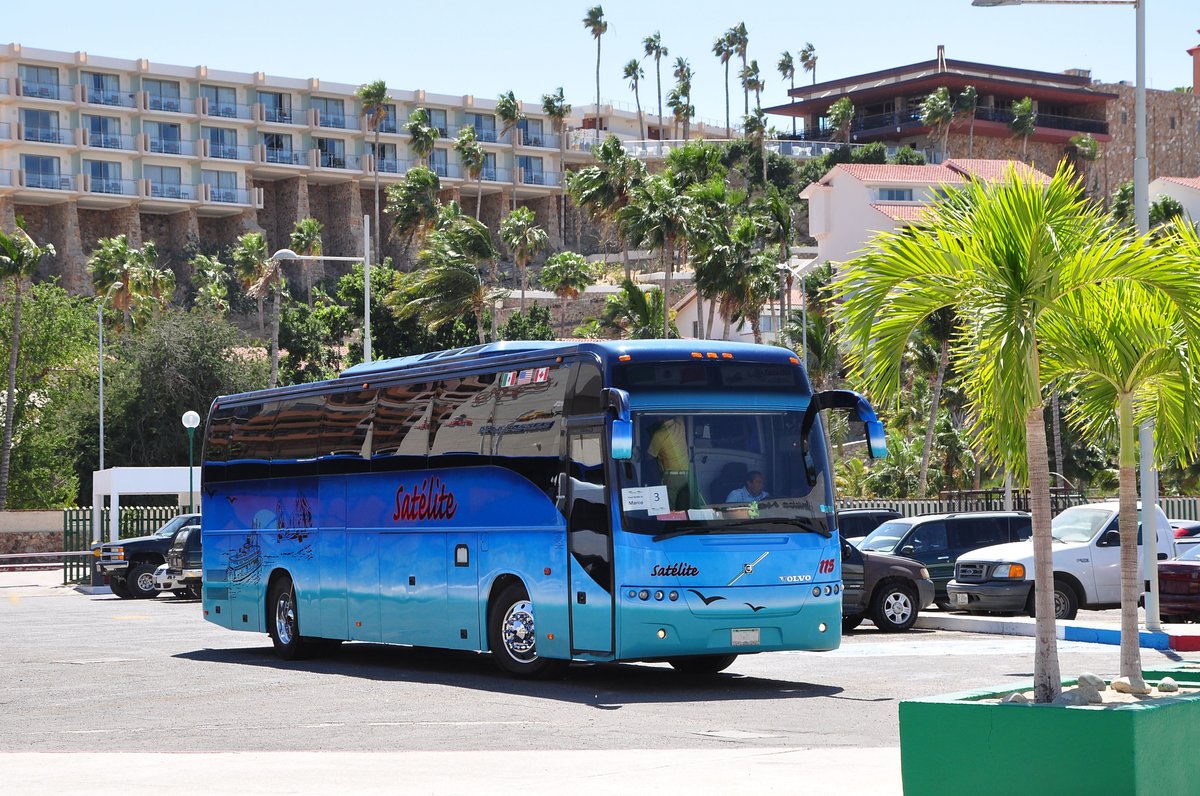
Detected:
left=650, top=562, right=700, bottom=577
left=393, top=477, right=458, bottom=522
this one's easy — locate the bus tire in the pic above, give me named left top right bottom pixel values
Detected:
left=109, top=575, right=132, bottom=599
left=488, top=582, right=568, bottom=679
left=269, top=576, right=314, bottom=661
left=126, top=563, right=160, bottom=599
left=668, top=654, right=738, bottom=675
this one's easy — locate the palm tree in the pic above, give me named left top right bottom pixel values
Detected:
left=917, top=308, right=956, bottom=498
left=232, top=231, right=288, bottom=388
left=565, top=135, right=646, bottom=281
left=229, top=232, right=268, bottom=333
left=827, top=97, right=855, bottom=144
left=619, top=174, right=693, bottom=338
left=288, top=216, right=323, bottom=304
left=730, top=22, right=749, bottom=116
left=1069, top=132, right=1100, bottom=196
left=496, top=90, right=524, bottom=212
left=0, top=226, right=54, bottom=509
left=799, top=42, right=818, bottom=85
left=541, top=87, right=572, bottom=239
left=712, top=33, right=735, bottom=138
left=1009, top=96, right=1036, bottom=160
left=404, top=107, right=441, bottom=168
left=740, top=59, right=764, bottom=112
left=356, top=79, right=391, bottom=263
left=743, top=108, right=769, bottom=187
left=624, top=59, right=645, bottom=140
left=583, top=6, right=607, bottom=147
left=454, top=126, right=487, bottom=221
left=643, top=31, right=668, bottom=138
left=540, top=251, right=597, bottom=335
left=672, top=57, right=694, bottom=141
left=189, top=253, right=229, bottom=314
left=778, top=51, right=797, bottom=136
left=834, top=162, right=1200, bottom=703
left=955, top=85, right=978, bottom=157
left=87, top=235, right=172, bottom=331
left=385, top=166, right=442, bottom=258
left=921, top=87, right=954, bottom=163
left=1040, top=278, right=1200, bottom=693
left=598, top=278, right=676, bottom=339
left=499, top=205, right=549, bottom=312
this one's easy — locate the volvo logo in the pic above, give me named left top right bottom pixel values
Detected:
left=727, top=552, right=770, bottom=586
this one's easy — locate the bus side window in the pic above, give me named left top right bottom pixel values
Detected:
left=493, top=365, right=568, bottom=498
left=272, top=395, right=324, bottom=476
left=226, top=402, right=272, bottom=481
left=568, top=361, right=604, bottom=416
left=429, top=373, right=496, bottom=463
left=568, top=428, right=611, bottom=590
left=320, top=389, right=376, bottom=475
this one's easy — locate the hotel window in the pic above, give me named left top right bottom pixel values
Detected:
left=144, top=79, right=181, bottom=111
left=21, top=154, right=61, bottom=189
left=466, top=112, right=496, bottom=142
left=878, top=188, right=913, bottom=202
left=145, top=164, right=183, bottom=198
left=262, top=132, right=293, bottom=163
left=203, top=127, right=239, bottom=158
left=482, top=152, right=497, bottom=179
left=315, top=137, right=346, bottom=168
left=21, top=108, right=60, bottom=143
left=430, top=148, right=448, bottom=177
left=313, top=97, right=346, bottom=128
left=517, top=118, right=544, bottom=146
left=378, top=103, right=398, bottom=134
left=259, top=91, right=292, bottom=123
left=83, top=71, right=121, bottom=105
left=85, top=159, right=123, bottom=194
left=369, top=141, right=398, bottom=171
left=202, top=85, right=238, bottom=117
left=517, top=155, right=544, bottom=184
left=85, top=115, right=122, bottom=148
left=19, top=64, right=61, bottom=99
left=428, top=108, right=448, bottom=137
left=202, top=169, right=238, bottom=202
left=146, top=121, right=183, bottom=154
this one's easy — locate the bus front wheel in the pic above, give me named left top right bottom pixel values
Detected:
left=668, top=654, right=738, bottom=675
left=488, top=582, right=568, bottom=679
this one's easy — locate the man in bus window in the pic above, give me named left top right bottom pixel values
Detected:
left=727, top=470, right=769, bottom=503
left=648, top=416, right=691, bottom=511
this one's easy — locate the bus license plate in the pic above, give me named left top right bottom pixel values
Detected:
left=731, top=628, right=760, bottom=646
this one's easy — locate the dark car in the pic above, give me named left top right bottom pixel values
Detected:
left=858, top=512, right=1032, bottom=606
left=839, top=508, right=903, bottom=544
left=1159, top=544, right=1200, bottom=622
left=153, top=524, right=202, bottom=599
left=841, top=536, right=935, bottom=632
left=93, top=513, right=201, bottom=599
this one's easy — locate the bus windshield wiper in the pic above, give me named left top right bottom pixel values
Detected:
left=652, top=524, right=712, bottom=542
left=721, top=518, right=832, bottom=537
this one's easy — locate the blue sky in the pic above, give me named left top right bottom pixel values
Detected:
left=6, top=0, right=1196, bottom=127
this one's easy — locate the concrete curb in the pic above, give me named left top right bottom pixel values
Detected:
left=916, top=612, right=1200, bottom=651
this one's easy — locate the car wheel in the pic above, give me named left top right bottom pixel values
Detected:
left=1052, top=578, right=1079, bottom=621
left=668, top=654, right=737, bottom=675
left=842, top=615, right=863, bottom=632
left=488, top=582, right=568, bottom=679
left=935, top=601, right=953, bottom=611
left=870, top=581, right=919, bottom=632
left=109, top=575, right=132, bottom=599
left=186, top=583, right=202, bottom=600
left=126, top=564, right=160, bottom=599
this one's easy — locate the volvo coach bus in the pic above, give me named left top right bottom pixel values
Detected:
left=200, top=340, right=886, bottom=678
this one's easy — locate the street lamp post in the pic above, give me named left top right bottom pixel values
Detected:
left=97, top=281, right=122, bottom=472
left=271, top=214, right=373, bottom=363
left=181, top=411, right=200, bottom=513
left=776, top=259, right=820, bottom=368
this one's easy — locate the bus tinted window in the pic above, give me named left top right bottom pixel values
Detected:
left=322, top=389, right=375, bottom=458
left=570, top=362, right=604, bottom=415
left=491, top=364, right=567, bottom=497
left=430, top=374, right=495, bottom=458
left=613, top=361, right=805, bottom=392
left=228, top=402, right=272, bottom=461
left=203, top=406, right=236, bottom=463
left=273, top=395, right=324, bottom=463
left=372, top=382, right=432, bottom=463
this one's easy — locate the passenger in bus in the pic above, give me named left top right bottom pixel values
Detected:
left=647, top=416, right=691, bottom=511
left=726, top=471, right=769, bottom=503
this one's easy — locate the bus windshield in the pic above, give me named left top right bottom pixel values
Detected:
left=617, top=410, right=833, bottom=537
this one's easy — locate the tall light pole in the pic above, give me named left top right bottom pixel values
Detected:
left=97, top=281, right=122, bottom=472
left=271, top=214, right=374, bottom=364
left=181, top=411, right=200, bottom=513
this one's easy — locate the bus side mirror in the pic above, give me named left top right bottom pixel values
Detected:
left=865, top=419, right=888, bottom=460
left=603, top=387, right=633, bottom=461
left=802, top=389, right=889, bottom=460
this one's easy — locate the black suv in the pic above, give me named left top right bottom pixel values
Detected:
left=857, top=512, right=1032, bottom=606
left=93, top=513, right=201, bottom=599
left=153, top=524, right=203, bottom=599
left=839, top=508, right=903, bottom=542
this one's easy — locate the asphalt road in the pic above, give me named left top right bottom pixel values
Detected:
left=1, top=572, right=1181, bottom=756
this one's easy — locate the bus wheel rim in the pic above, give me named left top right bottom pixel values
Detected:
left=276, top=591, right=296, bottom=645
left=502, top=600, right=538, bottom=662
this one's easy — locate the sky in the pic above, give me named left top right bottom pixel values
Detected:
left=5, top=0, right=1197, bottom=128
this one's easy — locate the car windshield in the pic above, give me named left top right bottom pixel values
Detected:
left=1051, top=507, right=1112, bottom=543
left=616, top=409, right=833, bottom=537
left=154, top=514, right=199, bottom=538
left=859, top=521, right=912, bottom=553
left=1177, top=544, right=1200, bottom=562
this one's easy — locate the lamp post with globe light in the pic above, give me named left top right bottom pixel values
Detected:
left=181, top=411, right=200, bottom=513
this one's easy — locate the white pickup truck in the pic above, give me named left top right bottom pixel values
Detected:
left=946, top=501, right=1174, bottom=620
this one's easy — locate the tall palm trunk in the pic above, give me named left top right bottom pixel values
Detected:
left=476, top=175, right=484, bottom=221
left=790, top=75, right=796, bottom=136
left=661, top=244, right=672, bottom=339
left=256, top=296, right=264, bottom=334
left=917, top=338, right=950, bottom=498
left=0, top=280, right=22, bottom=509
left=1026, top=399, right=1062, bottom=703
left=594, top=39, right=602, bottom=147
left=558, top=135, right=567, bottom=237
left=968, top=116, right=976, bottom=157
left=741, top=54, right=748, bottom=115
left=475, top=305, right=486, bottom=345
left=1117, top=394, right=1148, bottom=691
left=695, top=287, right=705, bottom=339
left=634, top=85, right=644, bottom=140
left=268, top=285, right=281, bottom=389
left=655, top=58, right=663, bottom=138
left=510, top=133, right=519, bottom=213
left=519, top=259, right=527, bottom=313
left=707, top=299, right=717, bottom=339
left=750, top=314, right=762, bottom=344
left=723, top=61, right=731, bottom=138
left=560, top=295, right=569, bottom=337
left=1051, top=393, right=1064, bottom=486
left=373, top=126, right=381, bottom=263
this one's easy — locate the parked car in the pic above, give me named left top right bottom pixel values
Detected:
left=153, top=524, right=202, bottom=599
left=857, top=512, right=1032, bottom=606
left=1171, top=520, right=1200, bottom=554
left=93, top=513, right=201, bottom=599
left=947, top=501, right=1174, bottom=620
left=839, top=508, right=903, bottom=545
left=841, top=536, right=934, bottom=632
left=1158, top=543, right=1200, bottom=622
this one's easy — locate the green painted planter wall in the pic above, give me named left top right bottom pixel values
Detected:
left=900, top=682, right=1200, bottom=796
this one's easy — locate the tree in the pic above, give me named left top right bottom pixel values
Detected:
left=778, top=51, right=797, bottom=136
left=827, top=97, right=855, bottom=144
left=713, top=33, right=735, bottom=138
left=835, top=162, right=1200, bottom=703
left=1068, top=132, right=1099, bottom=197
left=583, top=5, right=607, bottom=147
left=917, top=308, right=956, bottom=499
left=288, top=217, right=323, bottom=304
left=672, top=57, right=695, bottom=141
left=799, top=42, right=817, bottom=84
left=278, top=287, right=352, bottom=383
left=565, top=135, right=646, bottom=281
left=0, top=226, right=55, bottom=509
left=541, top=87, right=572, bottom=239
left=540, top=251, right=596, bottom=335
left=743, top=108, right=769, bottom=187
left=619, top=174, right=693, bottom=338
left=234, top=232, right=288, bottom=388
left=1009, top=96, right=1036, bottom=160
left=454, top=126, right=487, bottom=221
left=356, top=79, right=391, bottom=263
left=230, top=231, right=269, bottom=333
left=87, top=235, right=173, bottom=331
left=500, top=304, right=555, bottom=341
left=385, top=166, right=442, bottom=258
left=920, top=87, right=953, bottom=162
left=955, top=85, right=978, bottom=157
left=1040, top=278, right=1200, bottom=693
left=496, top=90, right=525, bottom=212
left=190, top=253, right=230, bottom=315
left=499, top=206, right=549, bottom=312
left=404, top=107, right=441, bottom=168
left=740, top=59, right=764, bottom=113
left=730, top=22, right=749, bottom=116
left=1110, top=180, right=1185, bottom=231
left=588, top=278, right=676, bottom=339
left=624, top=59, right=645, bottom=140
left=643, top=31, right=668, bottom=138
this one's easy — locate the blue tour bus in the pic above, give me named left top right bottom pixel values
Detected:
left=200, top=340, right=886, bottom=678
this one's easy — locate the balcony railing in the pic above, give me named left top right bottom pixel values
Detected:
left=431, top=162, right=461, bottom=179
left=149, top=182, right=197, bottom=200
left=520, top=132, right=560, bottom=149
left=209, top=143, right=252, bottom=161
left=520, top=170, right=560, bottom=187
left=263, top=106, right=296, bottom=124
left=20, top=81, right=71, bottom=101
left=147, top=96, right=196, bottom=114
left=86, top=89, right=136, bottom=108
left=461, top=125, right=504, bottom=144
left=206, top=103, right=251, bottom=121
left=974, top=106, right=1108, bottom=136
left=375, top=157, right=408, bottom=174
left=24, top=172, right=72, bottom=190
left=481, top=167, right=510, bottom=182
left=209, top=187, right=250, bottom=204
left=148, top=137, right=197, bottom=156
left=316, top=112, right=360, bottom=131
left=89, top=177, right=137, bottom=196
left=265, top=147, right=304, bottom=165
left=318, top=152, right=360, bottom=170
left=378, top=119, right=399, bottom=134
left=22, top=127, right=75, bottom=145
left=89, top=132, right=136, bottom=151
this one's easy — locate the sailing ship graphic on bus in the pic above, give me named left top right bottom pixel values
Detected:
left=228, top=534, right=262, bottom=584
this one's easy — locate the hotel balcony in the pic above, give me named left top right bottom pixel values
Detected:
left=83, top=131, right=137, bottom=151
left=143, top=135, right=199, bottom=157
left=263, top=146, right=305, bottom=166
left=203, top=141, right=252, bottom=161
left=315, top=111, right=359, bottom=131
left=18, top=125, right=78, bottom=146
left=146, top=180, right=198, bottom=200
left=143, top=95, right=198, bottom=115
left=202, top=100, right=253, bottom=122
left=84, top=89, right=137, bottom=110
left=481, top=167, right=510, bottom=183
left=518, top=170, right=559, bottom=187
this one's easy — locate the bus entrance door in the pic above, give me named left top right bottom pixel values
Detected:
left=566, top=427, right=613, bottom=656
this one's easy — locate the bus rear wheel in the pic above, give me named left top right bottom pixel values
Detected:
left=269, top=576, right=317, bottom=661
left=668, top=654, right=738, bottom=675
left=488, top=582, right=568, bottom=679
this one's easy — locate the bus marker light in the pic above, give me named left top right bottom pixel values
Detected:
left=789, top=357, right=799, bottom=364
left=628, top=590, right=636, bottom=599
left=547, top=633, right=554, bottom=640
left=721, top=353, right=733, bottom=359
left=691, top=352, right=703, bottom=359
left=355, top=621, right=362, bottom=627
left=825, top=586, right=833, bottom=596
left=818, top=623, right=827, bottom=633
left=833, top=584, right=840, bottom=594
left=657, top=629, right=667, bottom=639
left=668, top=591, right=679, bottom=601
left=638, top=590, right=650, bottom=601
left=619, top=354, right=632, bottom=361
left=544, top=567, right=552, bottom=575
left=203, top=610, right=208, bottom=617
left=706, top=353, right=718, bottom=359
left=812, top=587, right=820, bottom=597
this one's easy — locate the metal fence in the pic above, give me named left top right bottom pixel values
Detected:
left=841, top=491, right=1200, bottom=521
left=61, top=506, right=183, bottom=584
